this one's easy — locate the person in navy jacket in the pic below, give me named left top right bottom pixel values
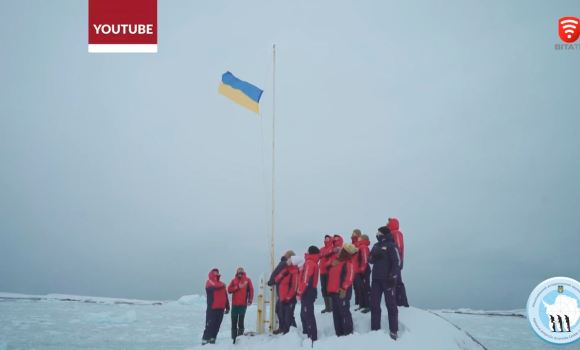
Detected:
left=268, top=250, right=296, bottom=334
left=369, top=226, right=401, bottom=340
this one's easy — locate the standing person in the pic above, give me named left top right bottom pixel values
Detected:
left=202, top=268, right=230, bottom=346
left=327, top=243, right=357, bottom=337
left=351, top=229, right=361, bottom=244
left=355, top=234, right=371, bottom=313
left=268, top=250, right=295, bottom=334
left=274, top=256, right=302, bottom=334
left=323, top=235, right=343, bottom=271
left=351, top=229, right=362, bottom=309
left=318, top=235, right=333, bottom=313
left=298, top=246, right=320, bottom=346
left=369, top=226, right=401, bottom=340
left=227, top=267, right=254, bottom=343
left=387, top=218, right=409, bottom=307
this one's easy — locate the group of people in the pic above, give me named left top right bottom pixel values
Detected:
left=201, top=218, right=409, bottom=346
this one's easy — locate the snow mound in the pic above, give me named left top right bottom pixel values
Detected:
left=83, top=310, right=137, bottom=324
left=177, top=295, right=205, bottom=305
left=187, top=307, right=485, bottom=350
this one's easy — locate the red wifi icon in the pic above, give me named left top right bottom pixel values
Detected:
left=559, top=17, right=580, bottom=43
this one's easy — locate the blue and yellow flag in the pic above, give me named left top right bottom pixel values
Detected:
left=218, top=71, right=263, bottom=114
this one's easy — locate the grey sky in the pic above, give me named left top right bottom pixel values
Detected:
left=1, top=0, right=579, bottom=311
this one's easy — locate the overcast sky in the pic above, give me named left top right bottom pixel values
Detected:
left=1, top=0, right=579, bottom=310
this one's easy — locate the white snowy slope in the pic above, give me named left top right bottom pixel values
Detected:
left=0, top=292, right=484, bottom=350
left=431, top=310, right=569, bottom=350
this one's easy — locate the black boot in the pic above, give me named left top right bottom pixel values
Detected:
left=321, top=297, right=331, bottom=313
left=238, top=328, right=244, bottom=336
left=326, top=296, right=332, bottom=312
left=232, top=328, right=237, bottom=343
left=209, top=338, right=216, bottom=344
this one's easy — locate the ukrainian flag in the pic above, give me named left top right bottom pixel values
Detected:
left=218, top=71, right=263, bottom=114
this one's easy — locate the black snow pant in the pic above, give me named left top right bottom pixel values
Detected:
left=275, top=299, right=282, bottom=329
left=331, top=287, right=353, bottom=336
left=396, top=260, right=409, bottom=307
left=320, top=274, right=329, bottom=297
left=300, top=288, right=318, bottom=341
left=280, top=298, right=297, bottom=333
left=202, top=309, right=224, bottom=342
left=354, top=274, right=361, bottom=306
left=370, top=279, right=398, bottom=332
left=357, top=266, right=371, bottom=308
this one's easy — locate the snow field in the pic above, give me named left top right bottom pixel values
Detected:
left=0, top=292, right=484, bottom=350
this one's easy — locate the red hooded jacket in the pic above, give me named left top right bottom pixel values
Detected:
left=298, top=254, right=319, bottom=298
left=327, top=254, right=355, bottom=293
left=275, top=265, right=299, bottom=302
left=319, top=238, right=334, bottom=275
left=227, top=269, right=254, bottom=306
left=353, top=239, right=370, bottom=273
left=205, top=269, right=230, bottom=310
left=387, top=218, right=404, bottom=261
left=324, top=235, right=344, bottom=269
left=350, top=238, right=361, bottom=267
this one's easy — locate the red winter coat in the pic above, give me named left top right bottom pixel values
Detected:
left=353, top=239, right=370, bottom=273
left=324, top=235, right=344, bottom=269
left=227, top=269, right=254, bottom=306
left=319, top=239, right=334, bottom=275
left=298, top=254, right=319, bottom=298
left=275, top=265, right=299, bottom=302
left=387, top=218, right=404, bottom=261
left=350, top=239, right=361, bottom=268
left=327, top=259, right=355, bottom=293
left=205, top=269, right=230, bottom=310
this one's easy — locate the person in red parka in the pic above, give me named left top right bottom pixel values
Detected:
left=354, top=234, right=371, bottom=313
left=318, top=235, right=333, bottom=313
left=387, top=218, right=409, bottom=307
left=323, top=235, right=343, bottom=272
left=227, top=267, right=254, bottom=343
left=298, top=246, right=320, bottom=345
left=202, top=268, right=230, bottom=346
left=274, top=256, right=302, bottom=334
left=350, top=229, right=362, bottom=309
left=327, top=243, right=357, bottom=337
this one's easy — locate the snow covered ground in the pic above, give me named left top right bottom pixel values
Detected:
left=0, top=292, right=551, bottom=349
left=431, top=309, right=576, bottom=350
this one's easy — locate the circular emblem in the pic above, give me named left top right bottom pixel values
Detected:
left=526, top=277, right=580, bottom=345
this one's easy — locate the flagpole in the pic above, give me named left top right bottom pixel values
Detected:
left=271, top=44, right=276, bottom=273
left=269, top=44, right=276, bottom=333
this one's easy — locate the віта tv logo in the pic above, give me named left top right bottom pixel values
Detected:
left=556, top=16, right=579, bottom=51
